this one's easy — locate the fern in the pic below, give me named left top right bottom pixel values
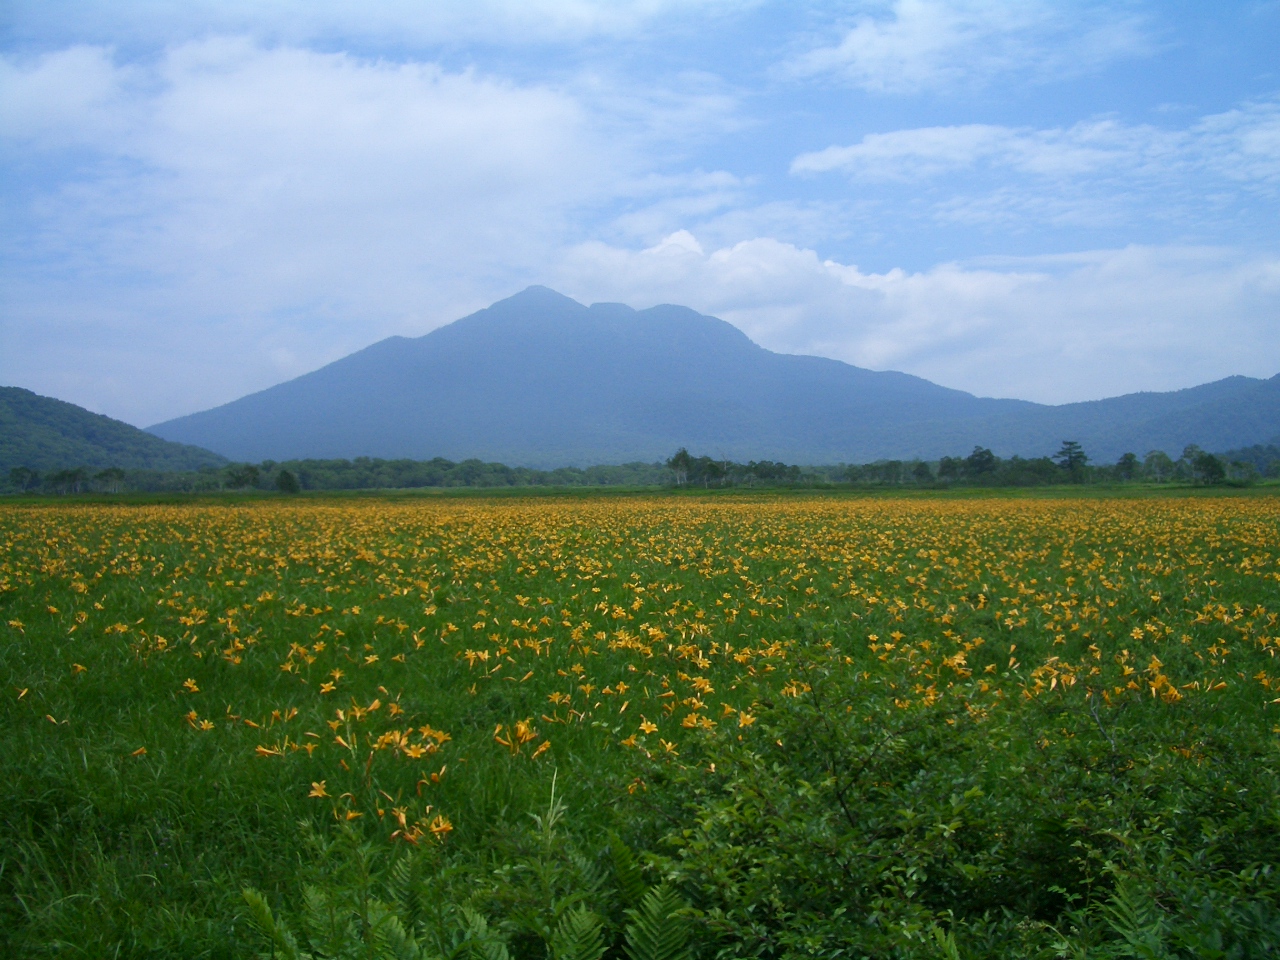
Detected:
left=623, top=884, right=692, bottom=960
left=388, top=854, right=423, bottom=934
left=446, top=907, right=510, bottom=960
left=569, top=849, right=606, bottom=899
left=932, top=925, right=961, bottom=960
left=300, top=884, right=358, bottom=958
left=608, top=833, right=647, bottom=910
left=552, top=905, right=606, bottom=960
left=1103, top=880, right=1169, bottom=959
left=365, top=899, right=425, bottom=960
left=242, top=888, right=311, bottom=960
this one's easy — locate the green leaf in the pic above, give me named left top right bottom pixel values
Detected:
left=623, top=884, right=692, bottom=960
left=242, top=888, right=310, bottom=960
left=609, top=833, right=648, bottom=909
left=552, top=905, right=606, bottom=960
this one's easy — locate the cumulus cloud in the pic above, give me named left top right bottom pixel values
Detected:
left=0, top=36, right=752, bottom=424
left=2, top=6, right=1276, bottom=431
left=558, top=233, right=1280, bottom=404
left=0, top=39, right=634, bottom=421
left=0, top=46, right=143, bottom=148
left=787, top=0, right=1153, bottom=93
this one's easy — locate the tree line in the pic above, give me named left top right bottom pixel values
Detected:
left=5, top=443, right=1277, bottom=495
left=667, top=442, right=1274, bottom=488
left=4, top=457, right=672, bottom=495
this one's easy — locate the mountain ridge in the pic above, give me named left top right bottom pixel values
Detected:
left=1, top=386, right=227, bottom=473
left=146, top=286, right=1279, bottom=467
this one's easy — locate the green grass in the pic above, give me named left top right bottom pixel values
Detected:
left=2, top=489, right=1279, bottom=957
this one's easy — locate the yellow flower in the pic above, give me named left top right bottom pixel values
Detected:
left=639, top=719, right=658, bottom=734
left=309, top=781, right=328, bottom=798
left=429, top=814, right=453, bottom=837
left=183, top=678, right=199, bottom=693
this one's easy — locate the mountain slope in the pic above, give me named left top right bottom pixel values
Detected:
left=147, top=287, right=1280, bottom=466
left=1, top=387, right=227, bottom=473
left=925, top=374, right=1280, bottom=463
left=148, top=287, right=1035, bottom=465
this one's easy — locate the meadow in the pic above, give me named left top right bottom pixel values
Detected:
left=2, top=490, right=1279, bottom=958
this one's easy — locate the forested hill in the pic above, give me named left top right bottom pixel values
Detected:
left=1, top=387, right=227, bottom=473
left=148, top=287, right=1280, bottom=466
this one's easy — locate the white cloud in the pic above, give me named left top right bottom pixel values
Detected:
left=2, top=8, right=1276, bottom=432
left=788, top=101, right=1280, bottom=234
left=792, top=103, right=1280, bottom=186
left=0, top=37, right=753, bottom=425
left=788, top=0, right=1153, bottom=93
left=558, top=233, right=1280, bottom=404
left=4, top=0, right=752, bottom=49
left=0, top=39, right=631, bottom=422
left=0, top=46, right=141, bottom=148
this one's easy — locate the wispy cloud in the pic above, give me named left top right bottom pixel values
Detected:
left=792, top=104, right=1280, bottom=184
left=2, top=0, right=754, bottom=49
left=0, top=38, right=747, bottom=423
left=787, top=0, right=1154, bottom=93
left=0, top=40, right=612, bottom=421
left=2, top=3, right=1277, bottom=428
left=788, top=101, right=1280, bottom=235
left=559, top=234, right=1280, bottom=404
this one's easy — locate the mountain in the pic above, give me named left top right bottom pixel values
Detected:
left=1, top=387, right=227, bottom=473
left=147, top=286, right=1280, bottom=466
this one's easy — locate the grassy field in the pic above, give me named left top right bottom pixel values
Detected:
left=2, top=490, right=1279, bottom=958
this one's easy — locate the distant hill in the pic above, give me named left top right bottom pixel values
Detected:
left=1, top=387, right=227, bottom=473
left=147, top=286, right=1280, bottom=466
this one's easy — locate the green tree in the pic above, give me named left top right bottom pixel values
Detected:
left=1115, top=452, right=1139, bottom=481
left=937, top=456, right=963, bottom=481
left=1143, top=450, right=1174, bottom=482
left=225, top=464, right=261, bottom=489
left=666, top=449, right=692, bottom=486
left=276, top=469, right=300, bottom=494
left=1054, top=440, right=1088, bottom=481
left=964, top=446, right=997, bottom=478
left=95, top=467, right=126, bottom=493
left=8, top=466, right=39, bottom=492
left=1191, top=450, right=1225, bottom=484
left=1227, top=459, right=1258, bottom=484
left=46, top=467, right=88, bottom=494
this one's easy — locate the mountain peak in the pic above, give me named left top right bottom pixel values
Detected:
left=501, top=285, right=583, bottom=308
left=145, top=291, right=1280, bottom=467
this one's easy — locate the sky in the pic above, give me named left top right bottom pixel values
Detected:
left=2, top=0, right=1278, bottom=427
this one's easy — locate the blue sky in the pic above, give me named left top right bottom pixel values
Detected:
left=2, top=1, right=1278, bottom=426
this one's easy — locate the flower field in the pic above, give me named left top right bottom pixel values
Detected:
left=3, top=491, right=1280, bottom=957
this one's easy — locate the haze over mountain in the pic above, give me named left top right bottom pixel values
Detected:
left=147, top=287, right=1280, bottom=468
left=1, top=386, right=226, bottom=473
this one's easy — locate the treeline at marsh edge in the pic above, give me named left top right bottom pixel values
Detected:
left=7, top=440, right=1279, bottom=495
